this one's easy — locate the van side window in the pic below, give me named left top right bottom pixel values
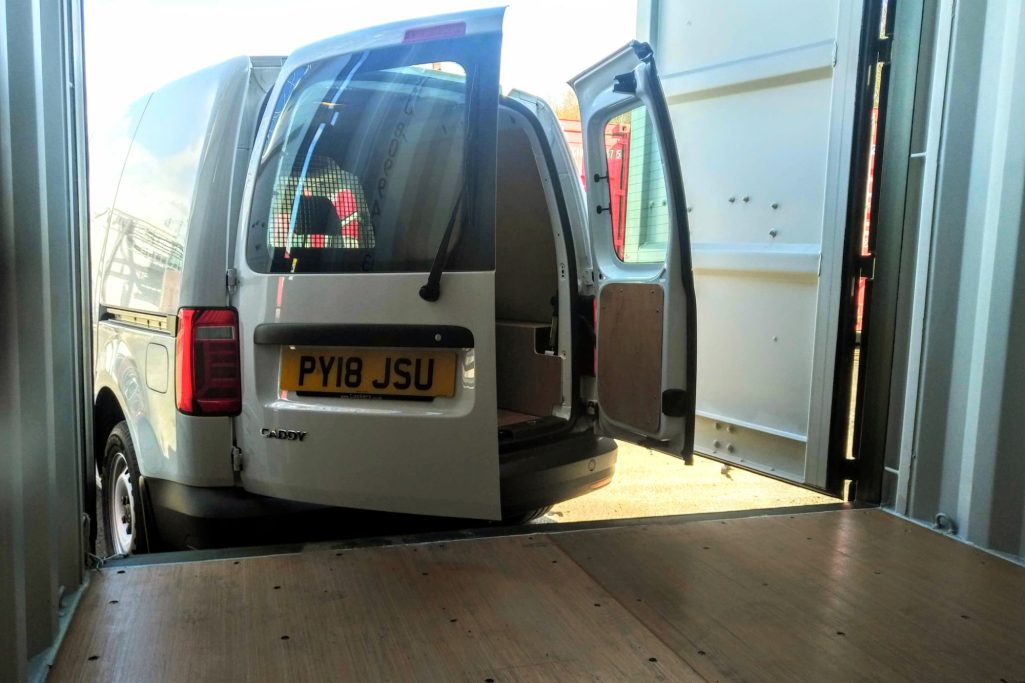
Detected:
left=247, top=53, right=486, bottom=274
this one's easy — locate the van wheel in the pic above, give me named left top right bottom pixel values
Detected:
left=102, top=422, right=147, bottom=556
left=502, top=505, right=554, bottom=525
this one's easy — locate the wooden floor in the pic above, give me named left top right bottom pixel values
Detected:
left=51, top=509, right=1025, bottom=682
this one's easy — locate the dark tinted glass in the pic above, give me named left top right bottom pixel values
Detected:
left=247, top=46, right=491, bottom=274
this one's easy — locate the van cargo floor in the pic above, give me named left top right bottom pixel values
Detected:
left=497, top=409, right=542, bottom=427
left=50, top=509, right=1025, bottom=681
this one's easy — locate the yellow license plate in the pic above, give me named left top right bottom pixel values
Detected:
left=279, top=347, right=457, bottom=398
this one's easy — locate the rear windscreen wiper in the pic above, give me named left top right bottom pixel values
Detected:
left=418, top=189, right=464, bottom=302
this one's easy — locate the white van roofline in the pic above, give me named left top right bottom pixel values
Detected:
left=285, top=7, right=505, bottom=74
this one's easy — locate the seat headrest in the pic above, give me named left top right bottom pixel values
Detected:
left=292, top=195, right=341, bottom=236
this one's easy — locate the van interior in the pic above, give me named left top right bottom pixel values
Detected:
left=494, top=108, right=569, bottom=439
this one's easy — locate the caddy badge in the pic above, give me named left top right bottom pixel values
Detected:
left=261, top=428, right=307, bottom=441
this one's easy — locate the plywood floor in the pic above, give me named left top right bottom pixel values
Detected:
left=51, top=509, right=1025, bottom=682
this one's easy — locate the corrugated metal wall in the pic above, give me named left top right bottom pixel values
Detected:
left=900, top=0, right=1025, bottom=561
left=0, top=0, right=92, bottom=679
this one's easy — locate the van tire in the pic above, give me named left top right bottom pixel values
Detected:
left=501, top=505, right=554, bottom=525
left=102, top=422, right=148, bottom=556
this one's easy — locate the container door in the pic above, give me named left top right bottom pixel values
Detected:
left=231, top=9, right=504, bottom=519
left=642, top=1, right=864, bottom=493
left=571, top=43, right=697, bottom=462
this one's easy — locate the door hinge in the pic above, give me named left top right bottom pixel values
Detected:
left=226, top=268, right=239, bottom=292
left=840, top=458, right=859, bottom=481
left=858, top=254, right=877, bottom=282
left=231, top=446, right=244, bottom=472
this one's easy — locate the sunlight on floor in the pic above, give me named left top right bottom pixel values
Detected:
left=542, top=442, right=835, bottom=523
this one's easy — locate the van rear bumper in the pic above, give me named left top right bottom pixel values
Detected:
left=499, top=432, right=617, bottom=515
left=141, top=432, right=617, bottom=550
left=142, top=478, right=327, bottom=550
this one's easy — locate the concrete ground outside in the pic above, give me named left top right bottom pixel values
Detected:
left=542, top=442, right=835, bottom=523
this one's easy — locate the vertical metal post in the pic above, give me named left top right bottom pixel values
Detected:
left=0, top=4, right=30, bottom=677
left=0, top=0, right=90, bottom=678
left=894, top=0, right=955, bottom=514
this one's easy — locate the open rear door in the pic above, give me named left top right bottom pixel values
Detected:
left=231, top=9, right=505, bottom=519
left=571, top=43, right=697, bottom=462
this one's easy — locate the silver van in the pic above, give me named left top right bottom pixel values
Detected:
left=90, top=8, right=696, bottom=554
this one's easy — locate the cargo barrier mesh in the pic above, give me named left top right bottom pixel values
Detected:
left=269, top=155, right=375, bottom=249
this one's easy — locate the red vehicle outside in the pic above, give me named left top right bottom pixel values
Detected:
left=560, top=117, right=631, bottom=260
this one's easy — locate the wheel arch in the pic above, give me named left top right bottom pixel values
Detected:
left=93, top=386, right=126, bottom=475
left=94, top=390, right=160, bottom=554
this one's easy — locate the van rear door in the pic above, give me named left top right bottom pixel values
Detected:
left=571, top=43, right=698, bottom=462
left=231, top=9, right=504, bottom=519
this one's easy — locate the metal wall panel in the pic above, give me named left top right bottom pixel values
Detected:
left=0, top=0, right=91, bottom=679
left=895, top=0, right=1025, bottom=561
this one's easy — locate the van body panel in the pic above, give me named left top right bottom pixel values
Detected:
left=94, top=57, right=252, bottom=315
left=225, top=58, right=285, bottom=274
left=92, top=58, right=269, bottom=489
left=89, top=96, right=148, bottom=315
left=176, top=59, right=254, bottom=310
left=94, top=322, right=235, bottom=487
left=235, top=274, right=499, bottom=515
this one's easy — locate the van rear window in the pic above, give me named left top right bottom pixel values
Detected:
left=246, top=47, right=490, bottom=274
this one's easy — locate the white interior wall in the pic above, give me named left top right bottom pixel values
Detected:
left=637, top=0, right=862, bottom=491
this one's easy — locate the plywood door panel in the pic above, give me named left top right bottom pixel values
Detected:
left=597, top=282, right=664, bottom=433
left=495, top=322, right=562, bottom=417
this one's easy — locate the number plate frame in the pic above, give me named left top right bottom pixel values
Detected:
left=279, top=346, right=458, bottom=398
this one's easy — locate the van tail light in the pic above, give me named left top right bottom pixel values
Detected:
left=176, top=308, right=242, bottom=416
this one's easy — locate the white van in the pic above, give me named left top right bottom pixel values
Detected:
left=90, top=8, right=696, bottom=554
